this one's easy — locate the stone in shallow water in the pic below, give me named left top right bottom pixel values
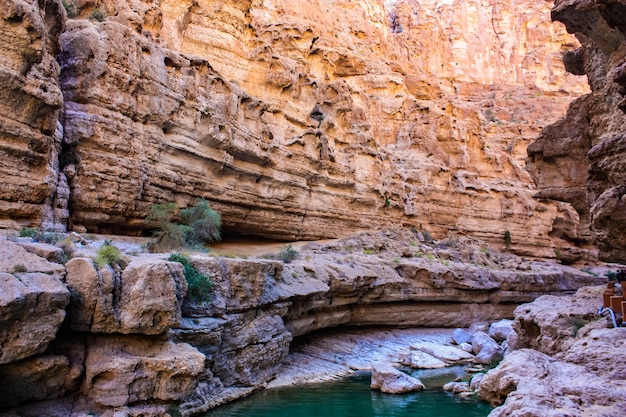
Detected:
left=370, top=362, right=425, bottom=394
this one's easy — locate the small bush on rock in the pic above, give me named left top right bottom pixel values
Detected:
left=95, top=241, right=126, bottom=268
left=168, top=253, right=214, bottom=302
left=278, top=245, right=298, bottom=263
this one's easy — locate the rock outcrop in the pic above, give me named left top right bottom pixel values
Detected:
left=527, top=0, right=626, bottom=263
left=0, top=0, right=66, bottom=230
left=0, top=239, right=68, bottom=364
left=0, top=229, right=608, bottom=416
left=1, top=0, right=592, bottom=259
left=478, top=285, right=626, bottom=416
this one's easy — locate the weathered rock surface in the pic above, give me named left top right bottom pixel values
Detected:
left=0, top=229, right=614, bottom=415
left=0, top=0, right=66, bottom=230
left=64, top=257, right=187, bottom=334
left=0, top=354, right=81, bottom=408
left=0, top=239, right=69, bottom=364
left=478, top=285, right=626, bottom=416
left=81, top=335, right=205, bottom=407
left=401, top=350, right=447, bottom=369
left=0, top=0, right=592, bottom=260
left=512, top=285, right=602, bottom=355
left=527, top=0, right=626, bottom=262
left=479, top=348, right=626, bottom=416
left=488, top=319, right=514, bottom=342
left=371, top=362, right=425, bottom=394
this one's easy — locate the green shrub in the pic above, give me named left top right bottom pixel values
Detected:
left=277, top=245, right=298, bottom=263
left=19, top=227, right=64, bottom=244
left=11, top=264, right=27, bottom=273
left=147, top=200, right=221, bottom=252
left=168, top=253, right=214, bottom=302
left=19, top=227, right=37, bottom=238
left=179, top=199, right=221, bottom=246
left=504, top=230, right=512, bottom=251
left=363, top=248, right=374, bottom=255
left=95, top=241, right=125, bottom=268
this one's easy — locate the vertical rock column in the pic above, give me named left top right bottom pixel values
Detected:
left=0, top=0, right=66, bottom=230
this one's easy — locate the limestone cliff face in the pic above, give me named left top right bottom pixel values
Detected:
left=1, top=0, right=588, bottom=258
left=0, top=0, right=67, bottom=230
left=528, top=0, right=626, bottom=262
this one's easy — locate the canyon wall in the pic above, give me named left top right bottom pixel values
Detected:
left=0, top=230, right=605, bottom=416
left=527, top=0, right=626, bottom=263
left=0, top=0, right=589, bottom=258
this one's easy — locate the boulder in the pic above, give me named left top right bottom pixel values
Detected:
left=471, top=332, right=503, bottom=364
left=82, top=335, right=205, bottom=407
left=459, top=342, right=473, bottom=353
left=14, top=241, right=64, bottom=263
left=64, top=258, right=186, bottom=334
left=489, top=319, right=514, bottom=342
left=513, top=286, right=604, bottom=355
left=370, top=362, right=425, bottom=394
left=478, top=348, right=626, bottom=416
left=0, top=239, right=69, bottom=364
left=443, top=381, right=472, bottom=394
left=469, top=372, right=484, bottom=390
left=451, top=328, right=473, bottom=345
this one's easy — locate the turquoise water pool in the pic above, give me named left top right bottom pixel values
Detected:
left=204, top=369, right=492, bottom=417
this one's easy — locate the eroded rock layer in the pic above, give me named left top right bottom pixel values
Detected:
left=1, top=0, right=590, bottom=258
left=0, top=230, right=607, bottom=416
left=528, top=0, right=626, bottom=262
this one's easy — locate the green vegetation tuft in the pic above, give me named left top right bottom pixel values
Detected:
left=277, top=245, right=298, bottom=263
left=19, top=227, right=37, bottom=238
left=504, top=230, right=512, bottom=252
left=11, top=264, right=27, bottom=273
left=94, top=241, right=125, bottom=268
left=168, top=253, right=214, bottom=302
left=90, top=7, right=106, bottom=21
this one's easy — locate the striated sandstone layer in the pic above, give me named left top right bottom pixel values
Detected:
left=527, top=0, right=626, bottom=262
left=0, top=0, right=591, bottom=258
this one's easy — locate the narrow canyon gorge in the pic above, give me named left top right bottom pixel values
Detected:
left=1, top=0, right=626, bottom=416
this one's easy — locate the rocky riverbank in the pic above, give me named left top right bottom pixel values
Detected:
left=0, top=228, right=609, bottom=416
left=477, top=285, right=626, bottom=416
